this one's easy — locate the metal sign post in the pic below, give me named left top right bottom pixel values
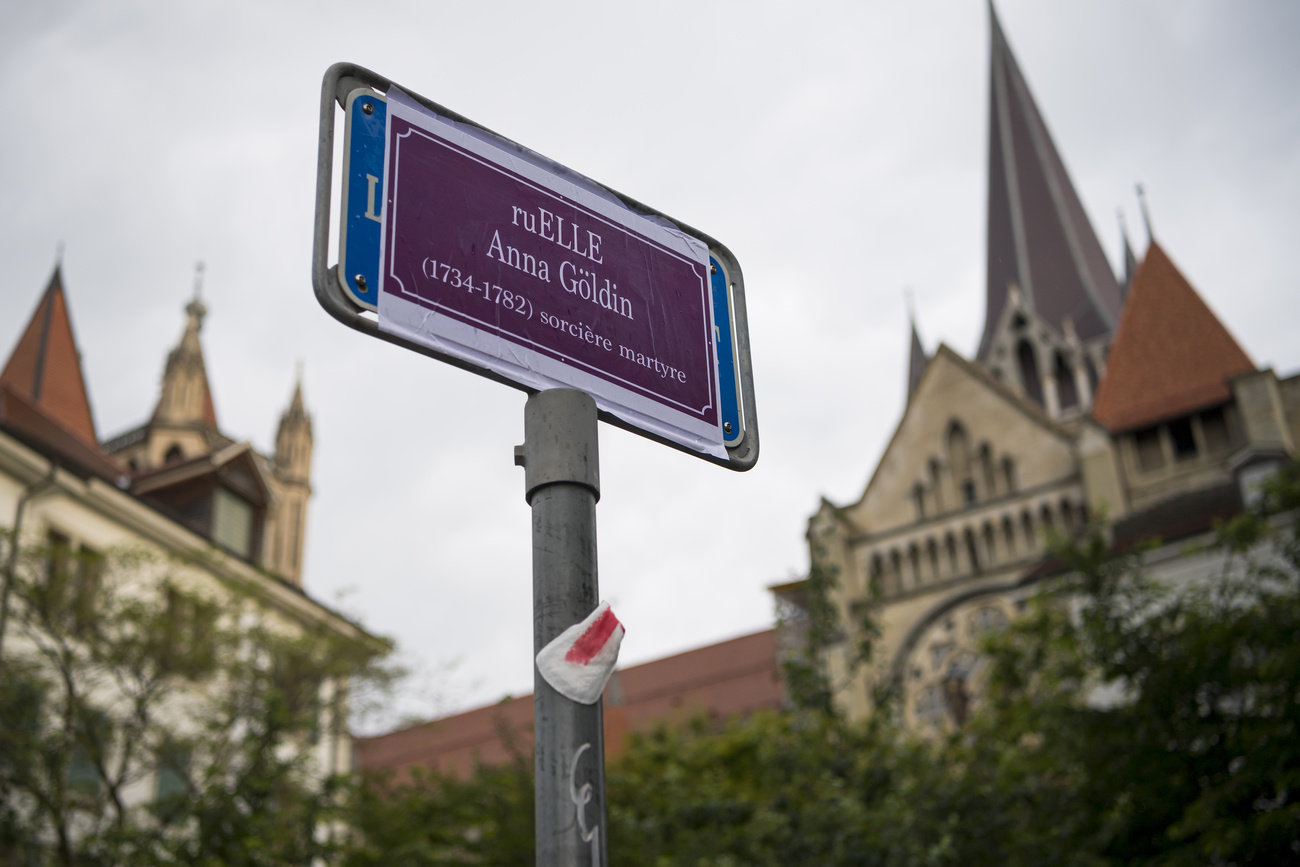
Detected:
left=516, top=389, right=606, bottom=865
left=311, top=63, right=759, bottom=865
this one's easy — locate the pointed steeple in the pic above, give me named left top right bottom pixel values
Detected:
left=906, top=296, right=929, bottom=404
left=153, top=265, right=218, bottom=429
left=979, top=2, right=1124, bottom=362
left=1, top=266, right=99, bottom=448
left=1091, top=241, right=1254, bottom=432
left=1119, top=210, right=1140, bottom=300
left=275, top=369, right=313, bottom=483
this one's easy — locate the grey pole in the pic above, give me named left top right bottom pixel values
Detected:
left=516, top=388, right=607, bottom=867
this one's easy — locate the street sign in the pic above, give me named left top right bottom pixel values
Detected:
left=379, top=88, right=724, bottom=456
left=337, top=90, right=386, bottom=310
left=312, top=63, right=757, bottom=470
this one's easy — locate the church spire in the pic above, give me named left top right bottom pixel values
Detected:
left=0, top=265, right=99, bottom=448
left=905, top=292, right=929, bottom=404
left=153, top=263, right=218, bottom=429
left=1119, top=210, right=1140, bottom=300
left=979, top=2, right=1123, bottom=362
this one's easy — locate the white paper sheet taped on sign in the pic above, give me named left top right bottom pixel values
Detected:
left=535, top=601, right=625, bottom=705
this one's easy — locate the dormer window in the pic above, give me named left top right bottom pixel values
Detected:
left=212, top=488, right=254, bottom=558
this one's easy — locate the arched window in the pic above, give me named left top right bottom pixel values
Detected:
left=1002, top=515, right=1017, bottom=557
left=1055, top=352, right=1079, bottom=409
left=927, top=538, right=940, bottom=579
left=1021, top=510, right=1036, bottom=551
left=948, top=423, right=975, bottom=506
left=164, top=444, right=184, bottom=465
left=982, top=522, right=997, bottom=566
left=890, top=550, right=903, bottom=594
left=929, top=459, right=945, bottom=512
left=980, top=444, right=997, bottom=498
left=1002, top=456, right=1017, bottom=493
left=908, top=543, right=921, bottom=588
left=870, top=553, right=885, bottom=595
left=1017, top=340, right=1044, bottom=406
left=964, top=528, right=982, bottom=575
left=945, top=533, right=959, bottom=575
left=1060, top=499, right=1076, bottom=535
left=913, top=483, right=926, bottom=521
left=1039, top=504, right=1054, bottom=533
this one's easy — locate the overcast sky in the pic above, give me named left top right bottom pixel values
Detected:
left=3, top=1, right=1297, bottom=729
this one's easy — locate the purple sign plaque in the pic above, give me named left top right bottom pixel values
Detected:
left=377, top=89, right=724, bottom=457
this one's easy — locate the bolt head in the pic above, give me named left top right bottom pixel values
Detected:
left=362, top=101, right=374, bottom=115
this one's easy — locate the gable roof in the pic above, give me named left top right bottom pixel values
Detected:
left=1091, top=241, right=1255, bottom=433
left=979, top=3, right=1123, bottom=361
left=847, top=343, right=1071, bottom=519
left=1, top=267, right=99, bottom=449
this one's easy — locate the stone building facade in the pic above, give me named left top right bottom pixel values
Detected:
left=786, top=6, right=1300, bottom=728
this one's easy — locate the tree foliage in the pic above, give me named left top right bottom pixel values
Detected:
left=0, top=536, right=393, bottom=866
left=345, top=466, right=1300, bottom=865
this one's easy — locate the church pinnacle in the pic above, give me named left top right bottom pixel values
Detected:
left=979, top=2, right=1123, bottom=364
left=153, top=263, right=217, bottom=429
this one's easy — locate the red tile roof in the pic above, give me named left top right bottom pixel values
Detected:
left=355, top=629, right=782, bottom=780
left=1, top=268, right=99, bottom=449
left=1091, top=241, right=1255, bottom=433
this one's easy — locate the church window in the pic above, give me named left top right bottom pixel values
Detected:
left=1039, top=504, right=1054, bottom=532
left=969, top=606, right=1007, bottom=637
left=913, top=483, right=926, bottom=521
left=1016, top=340, right=1044, bottom=406
left=1002, top=456, right=1017, bottom=492
left=1060, top=499, right=1076, bottom=535
left=213, top=488, right=254, bottom=558
left=1054, top=352, right=1078, bottom=409
left=1134, top=426, right=1164, bottom=472
left=979, top=444, right=996, bottom=497
left=948, top=423, right=974, bottom=506
left=1169, top=417, right=1198, bottom=461
left=164, top=444, right=184, bottom=465
left=889, top=550, right=903, bottom=593
left=927, top=539, right=940, bottom=579
left=929, top=460, right=945, bottom=511
left=1021, top=510, right=1036, bottom=550
left=1001, top=516, right=1017, bottom=557
left=914, top=685, right=946, bottom=729
left=1201, top=406, right=1232, bottom=453
left=908, top=543, right=921, bottom=587
left=982, top=522, right=997, bottom=565
left=964, top=528, right=982, bottom=575
left=945, top=533, right=959, bottom=575
left=869, top=554, right=884, bottom=595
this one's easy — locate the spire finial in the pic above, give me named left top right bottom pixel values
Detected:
left=904, top=286, right=917, bottom=324
left=185, top=261, right=207, bottom=332
left=56, top=241, right=65, bottom=267
left=1135, top=183, right=1153, bottom=241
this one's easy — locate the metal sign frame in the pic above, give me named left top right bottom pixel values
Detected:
left=311, top=62, right=758, bottom=471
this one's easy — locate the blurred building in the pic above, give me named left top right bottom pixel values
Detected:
left=780, top=5, right=1300, bottom=727
left=0, top=267, right=375, bottom=796
left=356, top=629, right=782, bottom=780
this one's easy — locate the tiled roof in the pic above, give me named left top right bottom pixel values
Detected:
left=1091, top=241, right=1255, bottom=432
left=1, top=267, right=99, bottom=449
left=355, top=629, right=782, bottom=780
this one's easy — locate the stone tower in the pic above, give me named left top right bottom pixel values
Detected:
left=269, top=377, right=314, bottom=585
